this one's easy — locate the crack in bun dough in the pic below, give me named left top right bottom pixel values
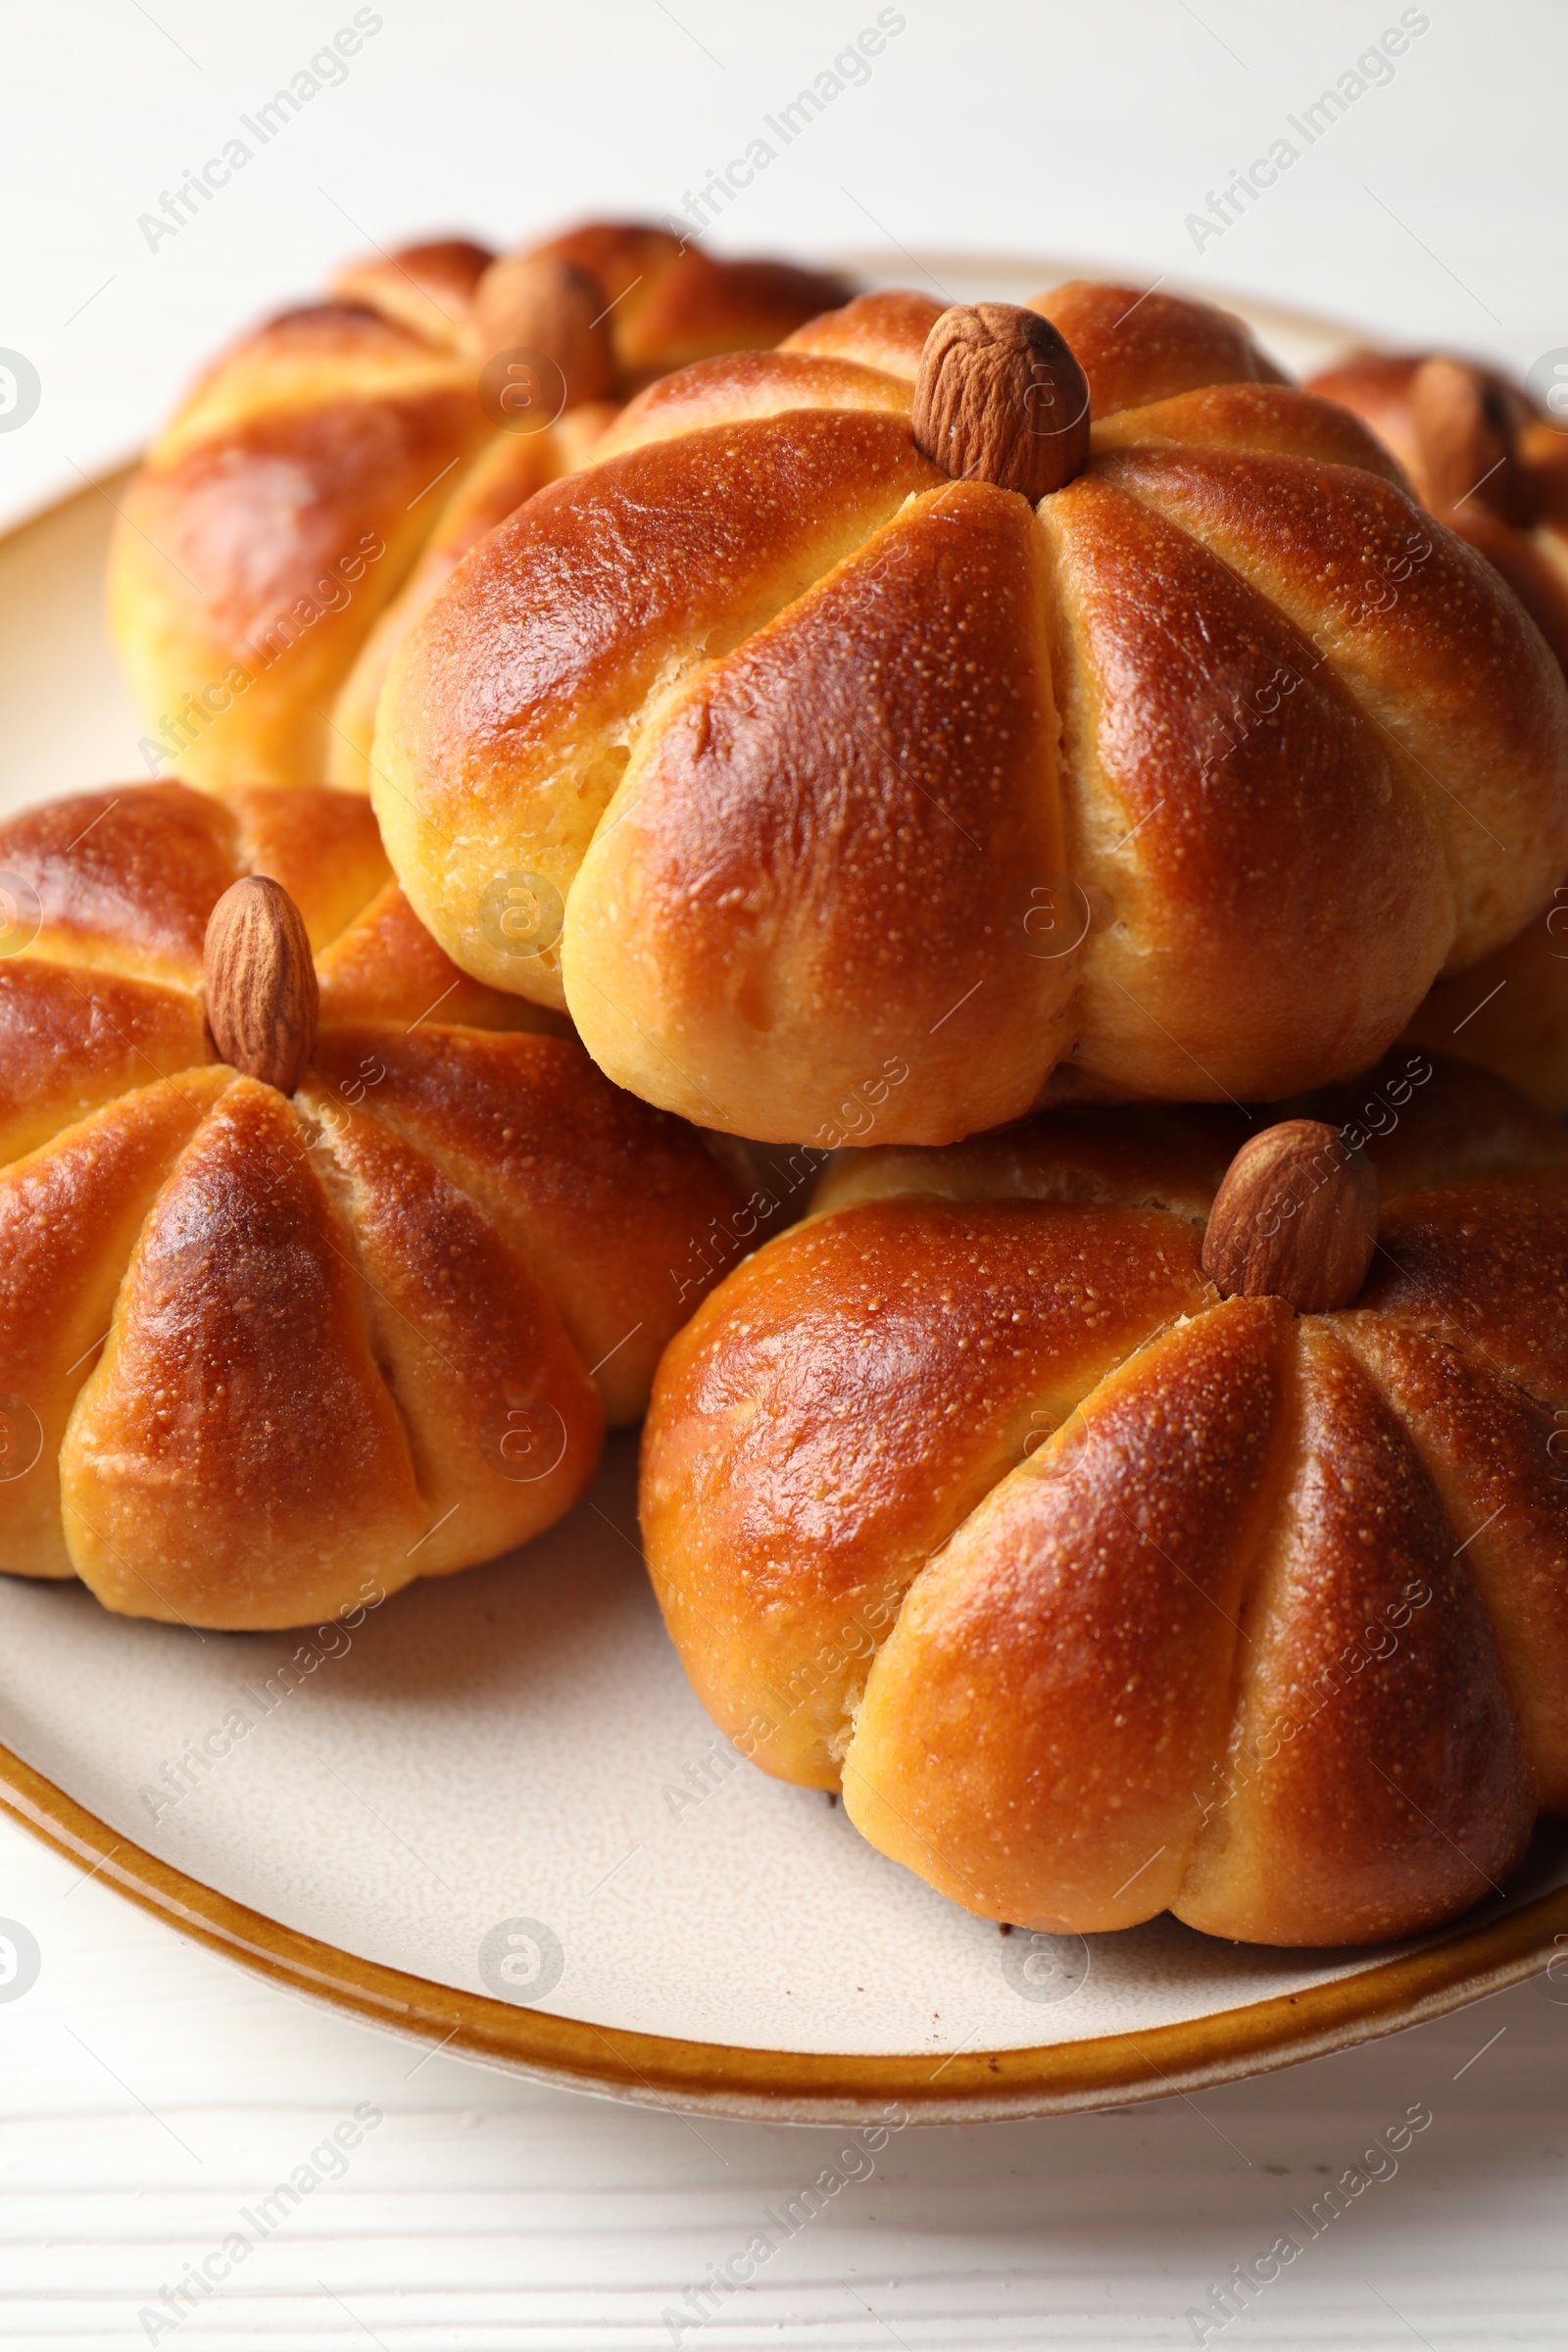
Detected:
left=372, top=282, right=1568, bottom=1144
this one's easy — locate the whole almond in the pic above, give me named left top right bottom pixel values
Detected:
left=1201, top=1118, right=1378, bottom=1314
left=203, top=876, right=319, bottom=1096
left=469, top=252, right=615, bottom=408
left=912, top=303, right=1091, bottom=501
left=1409, top=356, right=1539, bottom=528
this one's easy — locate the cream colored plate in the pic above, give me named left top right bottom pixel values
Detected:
left=1, top=262, right=1563, bottom=2124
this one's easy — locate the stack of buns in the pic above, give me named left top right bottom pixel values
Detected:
left=20, top=229, right=1568, bottom=1949
left=4, top=219, right=831, bottom=1624
left=108, top=220, right=846, bottom=793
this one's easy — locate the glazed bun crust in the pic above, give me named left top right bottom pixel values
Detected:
left=644, top=1194, right=1210, bottom=1788
left=108, top=221, right=849, bottom=792
left=1307, top=350, right=1568, bottom=661
left=329, top=237, right=494, bottom=347
left=1033, top=279, right=1290, bottom=415
left=376, top=410, right=942, bottom=1011
left=112, top=303, right=491, bottom=791
left=1309, top=348, right=1568, bottom=1111
left=641, top=1054, right=1568, bottom=1946
left=0, top=782, right=747, bottom=1626
left=567, top=479, right=1077, bottom=1140
left=378, top=284, right=1568, bottom=1141
left=327, top=402, right=619, bottom=794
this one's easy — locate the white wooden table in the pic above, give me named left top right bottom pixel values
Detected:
left=4, top=4, right=1568, bottom=2343
left=4, top=1809, right=1567, bottom=2346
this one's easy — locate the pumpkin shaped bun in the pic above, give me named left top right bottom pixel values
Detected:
left=0, top=781, right=749, bottom=1628
left=107, top=220, right=848, bottom=793
left=641, top=1052, right=1568, bottom=1947
left=371, top=283, right=1568, bottom=1147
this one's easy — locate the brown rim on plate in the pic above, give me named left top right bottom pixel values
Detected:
left=3, top=1738, right=1563, bottom=2122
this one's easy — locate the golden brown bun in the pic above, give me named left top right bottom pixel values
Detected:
left=641, top=1052, right=1568, bottom=1947
left=327, top=402, right=620, bottom=794
left=1308, top=350, right=1568, bottom=1111
left=374, top=284, right=1568, bottom=1142
left=1306, top=351, right=1568, bottom=655
left=330, top=237, right=495, bottom=348
left=0, top=781, right=749, bottom=1626
left=108, top=221, right=850, bottom=792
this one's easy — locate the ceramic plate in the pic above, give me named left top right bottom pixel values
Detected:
left=1, top=258, right=1563, bottom=2124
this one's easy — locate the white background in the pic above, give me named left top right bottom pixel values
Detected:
left=2, top=0, right=1567, bottom=528
left=3, top=2, right=1568, bottom=2344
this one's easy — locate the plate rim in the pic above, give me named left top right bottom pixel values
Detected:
left=3, top=274, right=1558, bottom=2125
left=4, top=1737, right=1564, bottom=2123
